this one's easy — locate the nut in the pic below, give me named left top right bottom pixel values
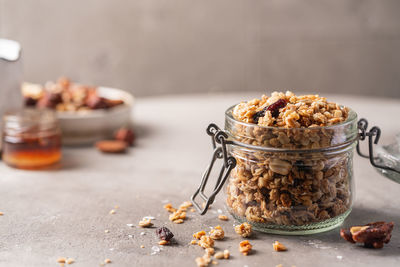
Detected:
left=239, top=240, right=252, bottom=256
left=340, top=221, right=394, bottom=248
left=96, top=140, right=127, bottom=153
left=235, top=222, right=252, bottom=237
left=195, top=255, right=211, bottom=267
left=205, top=248, right=215, bottom=256
left=114, top=128, right=135, bottom=146
left=273, top=241, right=287, bottom=251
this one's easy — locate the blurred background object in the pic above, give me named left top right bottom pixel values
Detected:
left=0, top=0, right=399, bottom=98
left=0, top=38, right=22, bottom=143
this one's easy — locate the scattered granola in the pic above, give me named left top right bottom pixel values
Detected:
left=173, top=219, right=184, bottom=224
left=195, top=254, right=211, bottom=267
left=239, top=240, right=252, bottom=256
left=191, top=208, right=196, bottom=212
left=235, top=222, right=252, bottom=237
left=223, top=249, right=230, bottom=259
left=179, top=201, right=193, bottom=211
left=273, top=241, right=287, bottom=251
left=104, top=258, right=112, bottom=264
left=140, top=245, right=145, bottom=248
left=340, top=221, right=394, bottom=248
left=205, top=248, right=215, bottom=256
left=193, top=230, right=207, bottom=240
left=209, top=225, right=225, bottom=240
left=218, top=215, right=229, bottom=221
left=198, top=235, right=215, bottom=249
left=66, top=258, right=75, bottom=264
left=190, top=240, right=198, bottom=245
left=214, top=252, right=224, bottom=259
left=0, top=212, right=3, bottom=216
left=104, top=230, right=110, bottom=233
left=138, top=218, right=153, bottom=228
left=163, top=203, right=177, bottom=213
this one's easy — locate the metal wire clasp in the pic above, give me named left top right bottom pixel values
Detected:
left=357, top=118, right=399, bottom=174
left=191, top=123, right=237, bottom=215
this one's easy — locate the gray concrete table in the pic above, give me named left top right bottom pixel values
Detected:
left=1, top=92, right=400, bottom=267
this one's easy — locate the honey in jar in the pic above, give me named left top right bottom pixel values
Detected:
left=2, top=109, right=61, bottom=169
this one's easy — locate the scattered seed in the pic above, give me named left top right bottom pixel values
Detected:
left=140, top=245, right=144, bottom=248
left=126, top=224, right=134, bottom=228
left=273, top=241, right=287, bottom=252
left=173, top=219, right=184, bottom=224
left=190, top=208, right=196, bottom=212
left=218, top=215, right=229, bottom=221
left=57, top=257, right=66, bottom=263
left=0, top=212, right=3, bottom=216
left=66, top=258, right=74, bottom=264
left=104, top=258, right=112, bottom=264
left=190, top=240, right=198, bottom=245
left=138, top=218, right=153, bottom=228
left=104, top=230, right=110, bottom=233
left=109, top=209, right=116, bottom=215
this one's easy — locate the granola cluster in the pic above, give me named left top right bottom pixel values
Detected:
left=226, top=92, right=354, bottom=227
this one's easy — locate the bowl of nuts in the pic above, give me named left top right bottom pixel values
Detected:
left=21, top=78, right=134, bottom=145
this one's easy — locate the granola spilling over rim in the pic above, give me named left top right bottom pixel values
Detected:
left=233, top=91, right=349, bottom=128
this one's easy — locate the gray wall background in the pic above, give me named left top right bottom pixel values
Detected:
left=1, top=0, right=400, bottom=98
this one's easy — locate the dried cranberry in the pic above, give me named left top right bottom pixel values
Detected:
left=156, top=227, right=174, bottom=241
left=266, top=99, right=287, bottom=118
left=253, top=99, right=287, bottom=123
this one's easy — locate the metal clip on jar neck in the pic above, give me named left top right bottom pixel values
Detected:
left=191, top=119, right=400, bottom=215
left=191, top=124, right=236, bottom=215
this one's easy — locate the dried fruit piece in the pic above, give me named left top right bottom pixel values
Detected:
left=273, top=241, right=287, bottom=251
left=340, top=221, right=394, bottom=249
left=235, top=222, right=252, bottom=237
left=96, top=140, right=127, bottom=153
left=114, top=128, right=135, bottom=146
left=253, top=98, right=287, bottom=123
left=239, top=240, right=252, bottom=256
left=156, top=227, right=174, bottom=241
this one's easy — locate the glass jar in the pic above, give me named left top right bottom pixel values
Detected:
left=224, top=105, right=358, bottom=234
left=2, top=109, right=62, bottom=169
left=192, top=105, right=359, bottom=235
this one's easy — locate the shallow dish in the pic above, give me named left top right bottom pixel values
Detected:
left=57, top=86, right=134, bottom=146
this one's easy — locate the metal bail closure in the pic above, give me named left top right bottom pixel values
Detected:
left=191, top=123, right=237, bottom=215
left=357, top=118, right=400, bottom=175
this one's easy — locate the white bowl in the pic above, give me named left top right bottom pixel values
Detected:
left=57, top=87, right=134, bottom=146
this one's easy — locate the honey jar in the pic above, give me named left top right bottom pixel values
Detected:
left=2, top=109, right=61, bottom=169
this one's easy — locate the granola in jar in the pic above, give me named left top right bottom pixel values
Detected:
left=224, top=92, right=358, bottom=233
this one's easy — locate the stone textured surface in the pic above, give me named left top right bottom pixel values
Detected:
left=1, top=0, right=400, bottom=97
left=0, top=92, right=399, bottom=266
